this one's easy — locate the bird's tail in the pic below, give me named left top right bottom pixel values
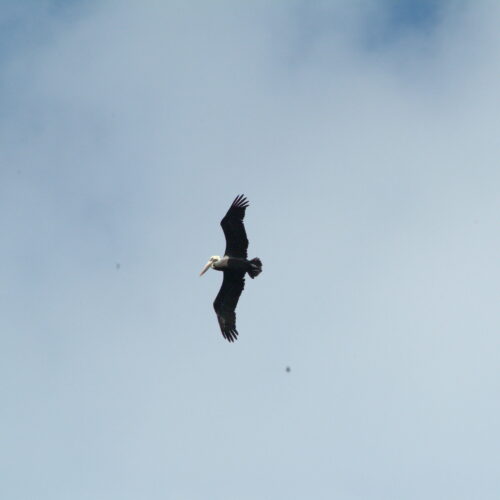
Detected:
left=248, top=258, right=262, bottom=279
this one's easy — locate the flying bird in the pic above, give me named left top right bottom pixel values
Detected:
left=200, top=195, right=262, bottom=342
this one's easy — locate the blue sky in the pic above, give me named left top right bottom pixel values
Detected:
left=379, top=0, right=441, bottom=31
left=1, top=1, right=499, bottom=499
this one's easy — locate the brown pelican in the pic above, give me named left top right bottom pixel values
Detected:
left=200, top=195, right=262, bottom=342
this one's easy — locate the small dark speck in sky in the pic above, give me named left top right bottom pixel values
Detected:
left=286, top=366, right=291, bottom=373
left=116, top=263, right=121, bottom=270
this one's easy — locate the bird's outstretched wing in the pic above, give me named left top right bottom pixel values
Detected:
left=220, top=194, right=249, bottom=258
left=213, top=271, right=245, bottom=342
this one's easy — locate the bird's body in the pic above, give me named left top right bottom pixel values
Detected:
left=200, top=195, right=262, bottom=342
left=211, top=256, right=258, bottom=273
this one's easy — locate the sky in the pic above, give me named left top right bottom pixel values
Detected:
left=1, top=1, right=499, bottom=498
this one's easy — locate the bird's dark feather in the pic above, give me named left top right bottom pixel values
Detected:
left=220, top=194, right=249, bottom=258
left=213, top=270, right=245, bottom=342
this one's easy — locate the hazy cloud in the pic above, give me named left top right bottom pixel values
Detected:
left=1, top=2, right=499, bottom=499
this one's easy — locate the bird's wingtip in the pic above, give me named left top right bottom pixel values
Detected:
left=223, top=328, right=239, bottom=342
left=231, top=194, right=249, bottom=209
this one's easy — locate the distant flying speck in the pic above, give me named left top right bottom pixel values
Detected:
left=286, top=366, right=291, bottom=373
left=116, top=263, right=121, bottom=270
left=199, top=195, right=262, bottom=343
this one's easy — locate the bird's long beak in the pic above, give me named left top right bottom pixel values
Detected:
left=199, top=260, right=212, bottom=276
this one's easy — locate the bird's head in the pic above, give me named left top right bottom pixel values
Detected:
left=199, top=255, right=221, bottom=276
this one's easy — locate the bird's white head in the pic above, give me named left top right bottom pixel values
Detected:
left=199, top=255, right=221, bottom=276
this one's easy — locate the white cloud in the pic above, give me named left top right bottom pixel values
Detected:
left=0, top=2, right=499, bottom=499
